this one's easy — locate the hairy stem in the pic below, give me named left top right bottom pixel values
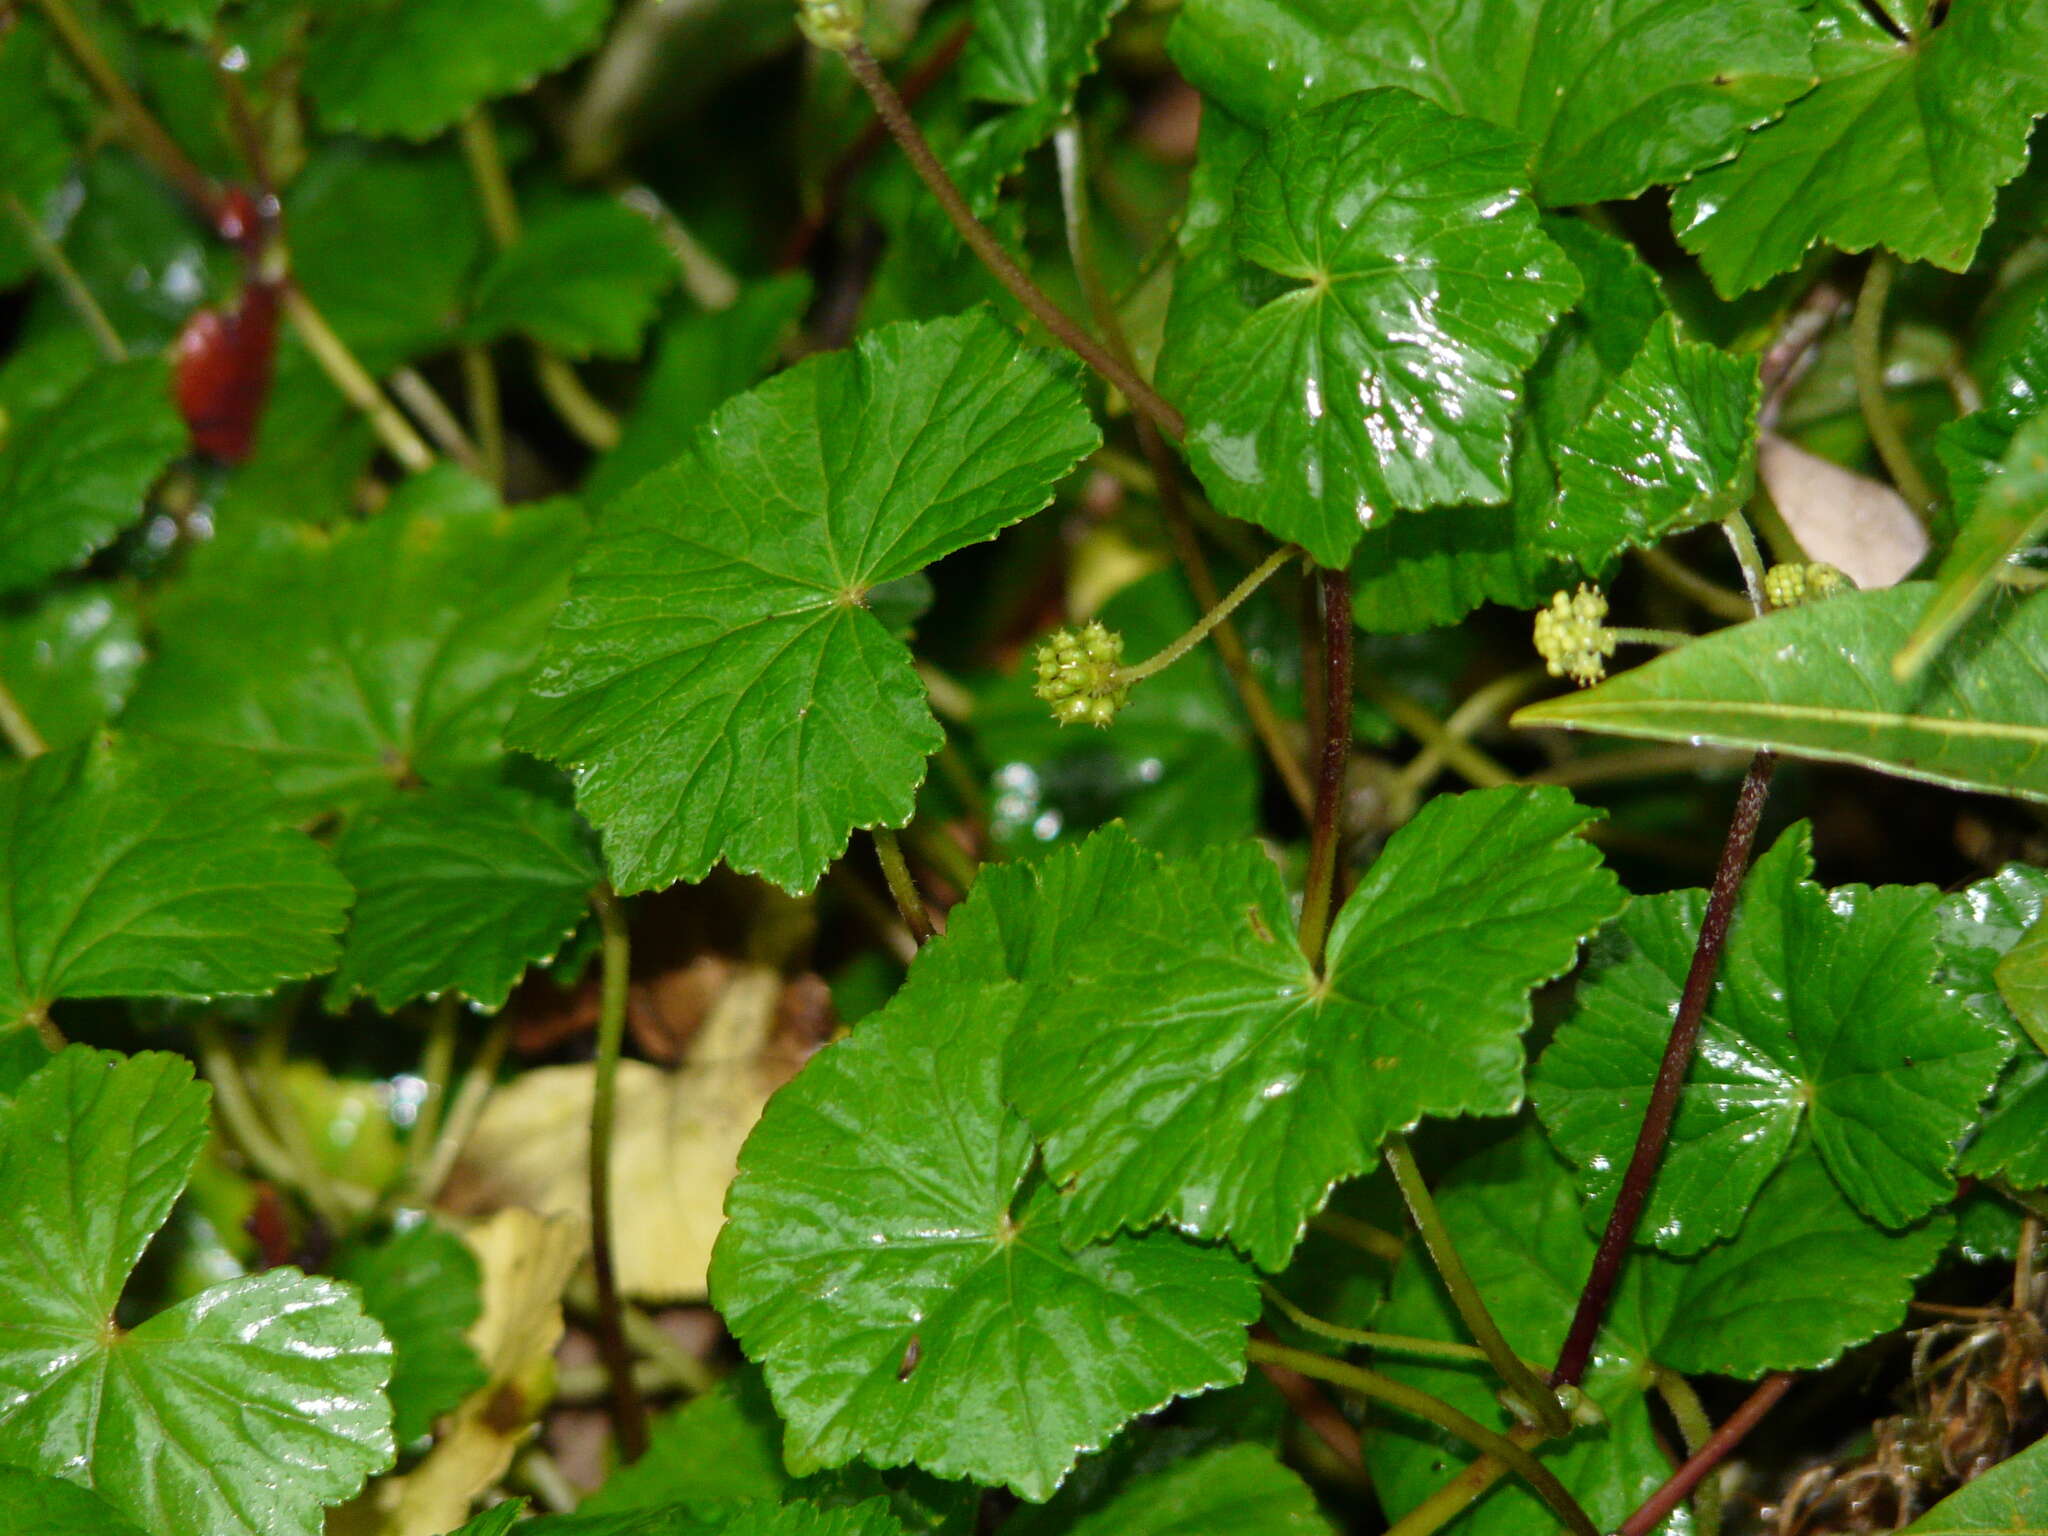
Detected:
left=33, top=0, right=221, bottom=219
left=839, top=40, right=1185, bottom=440
left=1721, top=512, right=1770, bottom=613
left=1615, top=1373, right=1794, bottom=1536
left=1551, top=752, right=1777, bottom=1388
left=1654, top=1368, right=1723, bottom=1536
left=589, top=884, right=651, bottom=1462
left=871, top=827, right=935, bottom=944
left=2, top=192, right=125, bottom=362
left=1386, top=1137, right=1570, bottom=1436
left=1051, top=121, right=1313, bottom=818
left=1380, top=1429, right=1541, bottom=1536
left=1296, top=570, right=1355, bottom=969
left=1112, top=545, right=1297, bottom=686
left=1851, top=254, right=1937, bottom=515
left=1247, top=1339, right=1597, bottom=1536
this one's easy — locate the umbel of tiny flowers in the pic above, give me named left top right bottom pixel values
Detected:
left=1534, top=585, right=1619, bottom=687
left=1034, top=621, right=1131, bottom=727
left=796, top=0, right=863, bottom=50
left=1763, top=560, right=1853, bottom=610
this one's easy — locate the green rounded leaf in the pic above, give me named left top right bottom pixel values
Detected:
left=0, top=585, right=144, bottom=755
left=0, top=1465, right=152, bottom=1536
left=1166, top=89, right=1579, bottom=569
left=332, top=784, right=600, bottom=1011
left=0, top=358, right=185, bottom=595
left=0, top=1047, right=394, bottom=1536
left=509, top=313, right=1100, bottom=895
left=465, top=199, right=676, bottom=361
left=1170, top=0, right=1814, bottom=205
left=1536, top=825, right=2009, bottom=1247
left=1006, top=787, right=1623, bottom=1269
left=710, top=858, right=1256, bottom=1501
left=333, top=1219, right=489, bottom=1444
left=1672, top=0, right=2048, bottom=294
left=125, top=467, right=584, bottom=818
left=304, top=0, right=616, bottom=141
left=1513, top=584, right=2048, bottom=804
left=0, top=736, right=354, bottom=1033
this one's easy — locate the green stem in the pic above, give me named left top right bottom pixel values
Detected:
left=905, top=820, right=978, bottom=895
left=0, top=674, right=50, bottom=760
left=618, top=1299, right=717, bottom=1396
left=535, top=351, right=623, bottom=450
left=1110, top=545, right=1296, bottom=687
left=194, top=1018, right=327, bottom=1214
left=1263, top=1284, right=1498, bottom=1365
left=1362, top=674, right=1516, bottom=791
left=1608, top=626, right=1691, bottom=651
left=1851, top=253, right=1937, bottom=515
left=1392, top=669, right=1546, bottom=806
left=1381, top=1434, right=1534, bottom=1536
left=411, top=1016, right=509, bottom=1203
left=1635, top=546, right=1753, bottom=624
left=1246, top=1340, right=1597, bottom=1536
left=461, top=345, right=506, bottom=490
left=1309, top=1210, right=1406, bottom=1264
left=871, top=827, right=935, bottom=944
left=32, top=0, right=221, bottom=219
left=282, top=287, right=436, bottom=473
left=1296, top=569, right=1354, bottom=970
left=24, top=1004, right=65, bottom=1052
left=838, top=39, right=1184, bottom=440
left=1386, top=1137, right=1570, bottom=1437
left=589, top=884, right=651, bottom=1462
left=2, top=192, right=125, bottom=362
left=389, top=366, right=485, bottom=475
left=1654, top=1368, right=1723, bottom=1536
left=405, top=995, right=461, bottom=1182
left=1720, top=512, right=1769, bottom=614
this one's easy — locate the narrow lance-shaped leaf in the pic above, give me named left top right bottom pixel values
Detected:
left=1514, top=584, right=2048, bottom=805
left=1165, top=88, right=1581, bottom=569
left=1535, top=824, right=2010, bottom=1250
left=510, top=312, right=1100, bottom=895
left=710, top=839, right=1257, bottom=1501
left=1896, top=411, right=2048, bottom=681
left=1672, top=0, right=2048, bottom=295
left=0, top=1048, right=393, bottom=1536
left=1169, top=0, right=1814, bottom=205
left=0, top=736, right=353, bottom=1034
left=1004, top=787, right=1623, bottom=1270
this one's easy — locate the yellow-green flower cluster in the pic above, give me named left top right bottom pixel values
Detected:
left=1033, top=621, right=1129, bottom=728
left=1533, top=585, right=1617, bottom=687
left=1763, top=561, right=1851, bottom=610
left=797, top=0, right=864, bottom=50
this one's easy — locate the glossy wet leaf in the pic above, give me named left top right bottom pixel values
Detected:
left=1898, top=1426, right=2048, bottom=1532
left=1348, top=218, right=1667, bottom=630
left=332, top=784, right=599, bottom=1011
left=466, top=199, right=675, bottom=360
left=1005, top=786, right=1622, bottom=1269
left=1546, top=314, right=1760, bottom=568
left=1171, top=0, right=1813, bottom=205
left=587, top=276, right=811, bottom=506
left=523, top=1503, right=911, bottom=1536
left=332, top=1220, right=489, bottom=1444
left=1932, top=864, right=2048, bottom=1189
left=0, top=357, right=185, bottom=595
left=1538, top=825, right=2007, bottom=1248
left=579, top=1369, right=794, bottom=1514
left=1166, top=89, right=1580, bottom=569
left=304, top=0, right=615, bottom=141
left=0, top=736, right=352, bottom=1033
left=510, top=313, right=1099, bottom=895
left=1898, top=411, right=2048, bottom=681
left=711, top=846, right=1257, bottom=1501
left=948, top=0, right=1129, bottom=213
left=1936, top=300, right=2048, bottom=519
left=1672, top=0, right=2048, bottom=294
left=1370, top=1130, right=1946, bottom=1534
left=0, top=1465, right=151, bottom=1536
left=0, top=1047, right=393, bottom=1536
left=126, top=467, right=583, bottom=818
left=0, top=585, right=143, bottom=754
left=1513, top=583, right=2048, bottom=803
left=1997, top=914, right=2048, bottom=1059
left=1030, top=1444, right=1328, bottom=1536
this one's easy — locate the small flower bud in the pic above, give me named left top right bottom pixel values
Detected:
left=797, top=0, right=864, bottom=50
left=1763, top=561, right=1852, bottom=610
left=1032, top=621, right=1130, bottom=728
left=1533, top=585, right=1617, bottom=688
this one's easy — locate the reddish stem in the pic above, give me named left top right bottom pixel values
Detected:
left=1296, top=570, right=1355, bottom=969
left=1615, top=1373, right=1795, bottom=1536
left=1551, top=752, right=1776, bottom=1388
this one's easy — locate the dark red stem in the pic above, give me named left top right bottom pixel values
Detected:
left=1616, top=1373, right=1795, bottom=1536
left=1296, top=570, right=1355, bottom=970
left=1551, top=752, right=1776, bottom=1388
